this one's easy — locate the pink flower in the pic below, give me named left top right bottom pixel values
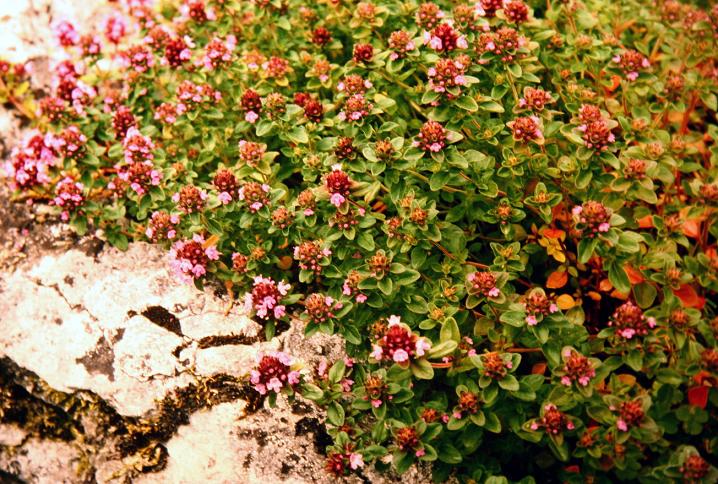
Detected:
left=218, top=191, right=232, bottom=204
left=278, top=281, right=291, bottom=295
left=340, top=378, right=354, bottom=392
left=530, top=422, right=539, bottom=430
left=415, top=338, right=432, bottom=357
left=388, top=315, right=402, bottom=326
left=371, top=345, right=383, bottom=360
left=526, top=315, right=538, bottom=326
left=356, top=294, right=368, bottom=303
left=415, top=449, right=425, bottom=457
left=561, top=376, right=571, bottom=386
left=619, top=328, right=636, bottom=339
left=245, top=111, right=259, bottom=123
left=598, top=222, right=610, bottom=232
left=549, top=303, right=558, bottom=313
left=205, top=246, right=220, bottom=260
left=393, top=349, right=410, bottom=363
left=617, top=419, right=628, bottom=432
left=250, top=369, right=261, bottom=385
left=273, top=305, right=286, bottom=318
left=349, top=453, right=364, bottom=470
left=488, top=287, right=500, bottom=297
left=267, top=377, right=283, bottom=393
left=371, top=399, right=383, bottom=408
left=330, top=193, right=346, bottom=206
left=288, top=371, right=301, bottom=385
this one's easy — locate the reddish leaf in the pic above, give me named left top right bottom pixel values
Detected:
left=599, top=279, right=613, bottom=292
left=623, top=264, right=645, bottom=284
left=542, top=228, right=565, bottom=240
left=693, top=371, right=712, bottom=386
left=546, top=270, right=568, bottom=289
left=687, top=386, right=709, bottom=409
left=532, top=362, right=547, bottom=375
left=673, top=284, right=706, bottom=309
left=682, top=219, right=702, bottom=239
left=607, top=75, right=621, bottom=92
left=610, top=289, right=630, bottom=300
left=637, top=215, right=654, bottom=228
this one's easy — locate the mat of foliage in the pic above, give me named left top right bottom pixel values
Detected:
left=3, top=0, right=718, bottom=482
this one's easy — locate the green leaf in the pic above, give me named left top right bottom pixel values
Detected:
left=617, top=232, right=642, bottom=253
left=507, top=63, right=522, bottom=78
left=287, top=127, right=309, bottom=144
left=357, top=231, right=375, bottom=251
left=455, top=96, right=479, bottom=112
left=328, top=360, right=346, bottom=384
left=300, top=383, right=324, bottom=401
left=440, top=317, right=460, bottom=343
left=480, top=101, right=505, bottom=113
left=483, top=412, right=502, bottom=433
left=608, top=260, right=631, bottom=294
left=577, top=238, right=599, bottom=264
left=437, top=443, right=463, bottom=464
left=626, top=350, right=644, bottom=371
left=633, top=282, right=657, bottom=308
left=377, top=277, right=393, bottom=295
left=427, top=340, right=457, bottom=359
left=410, top=359, right=435, bottom=380
left=70, top=215, right=88, bottom=236
left=327, top=401, right=345, bottom=426
left=393, top=451, right=413, bottom=474
left=499, top=375, right=520, bottom=391
left=106, top=230, right=128, bottom=251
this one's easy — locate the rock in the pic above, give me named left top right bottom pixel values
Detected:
left=0, top=243, right=260, bottom=416
left=0, top=438, right=82, bottom=484
left=0, top=424, right=28, bottom=447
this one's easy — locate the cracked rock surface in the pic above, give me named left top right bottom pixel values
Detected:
left=1, top=243, right=262, bottom=416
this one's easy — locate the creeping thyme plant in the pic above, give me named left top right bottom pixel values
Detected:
left=5, top=0, right=718, bottom=481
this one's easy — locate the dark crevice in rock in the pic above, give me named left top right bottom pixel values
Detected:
left=75, top=335, right=118, bottom=381
left=294, top=417, right=332, bottom=456
left=237, top=428, right=269, bottom=448
left=196, top=333, right=260, bottom=348
left=171, top=333, right=261, bottom=358
left=0, top=469, right=26, bottom=484
left=140, top=306, right=183, bottom=337
left=291, top=400, right=313, bottom=415
left=0, top=357, right=265, bottom=481
left=77, top=236, right=105, bottom=259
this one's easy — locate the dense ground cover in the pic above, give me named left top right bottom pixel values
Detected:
left=2, top=0, right=718, bottom=481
